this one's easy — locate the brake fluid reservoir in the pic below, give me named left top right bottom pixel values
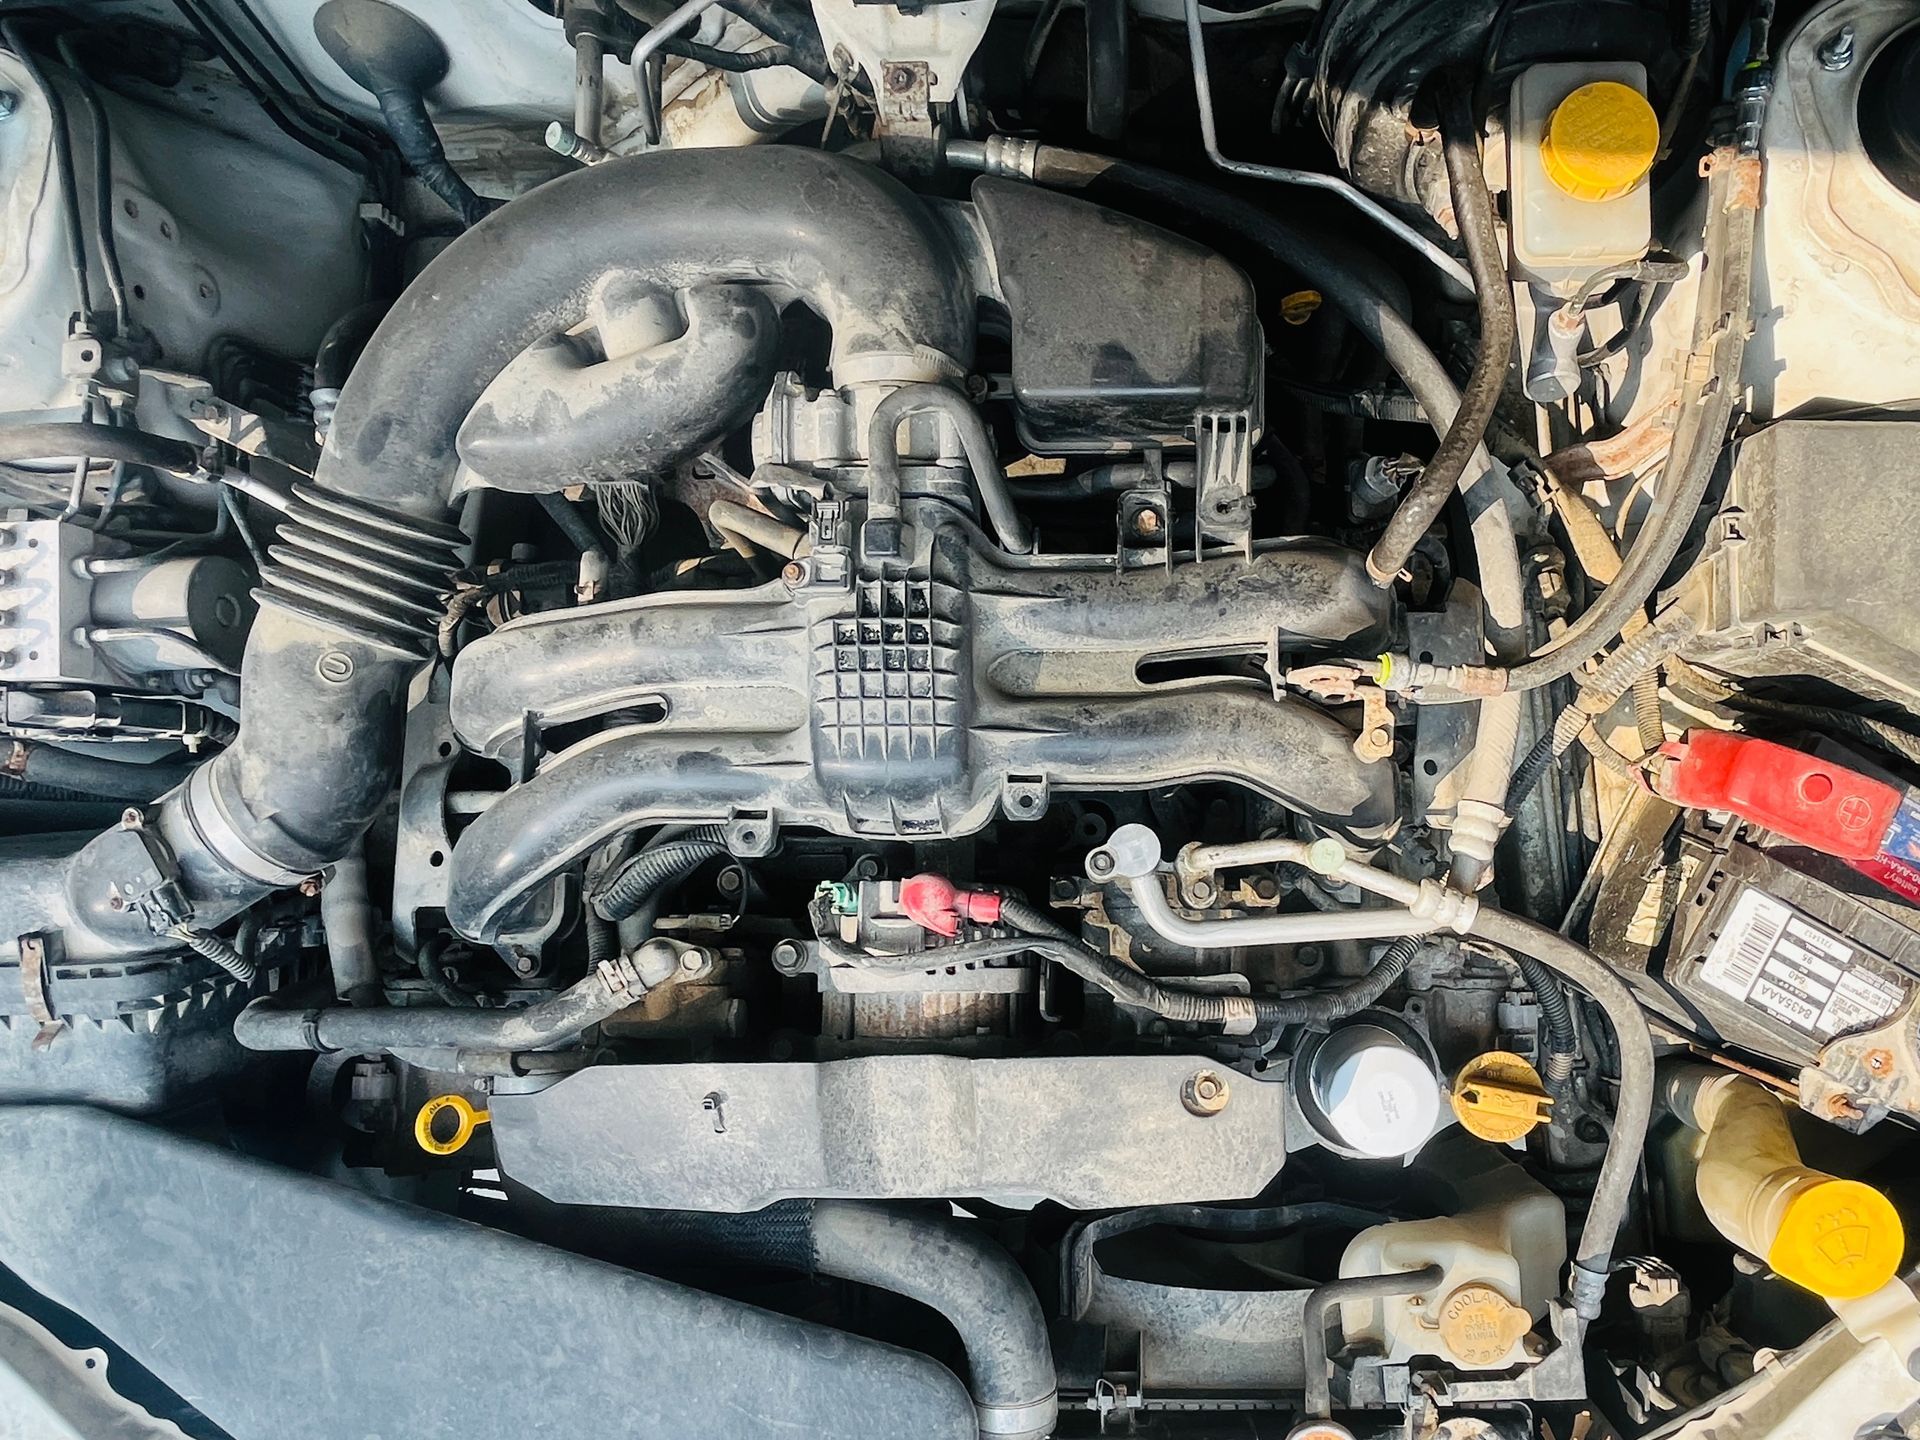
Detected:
left=1337, top=1159, right=1566, bottom=1371
left=1509, top=62, right=1658, bottom=291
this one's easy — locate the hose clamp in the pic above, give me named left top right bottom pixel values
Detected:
left=1567, top=1261, right=1608, bottom=1321
left=1408, top=880, right=1479, bottom=933
left=181, top=764, right=312, bottom=889
left=975, top=1393, right=1058, bottom=1440
left=297, top=1008, right=336, bottom=1055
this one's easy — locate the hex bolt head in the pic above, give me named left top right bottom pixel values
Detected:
left=1087, top=849, right=1116, bottom=878
left=1819, top=23, right=1856, bottom=70
left=770, top=939, right=806, bottom=974
left=781, top=561, right=806, bottom=586
left=1181, top=1069, right=1231, bottom=1117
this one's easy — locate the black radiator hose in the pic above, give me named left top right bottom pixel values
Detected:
left=17, top=149, right=972, bottom=964
left=634, top=1200, right=1057, bottom=1440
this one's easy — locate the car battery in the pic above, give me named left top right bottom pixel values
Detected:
left=1667, top=821, right=1920, bottom=1072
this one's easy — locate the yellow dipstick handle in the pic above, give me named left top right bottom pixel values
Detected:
left=1666, top=1066, right=1902, bottom=1300
left=414, top=1093, right=491, bottom=1156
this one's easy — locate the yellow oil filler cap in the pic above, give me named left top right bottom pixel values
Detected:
left=1769, top=1177, right=1905, bottom=1301
left=1451, top=1051, right=1553, bottom=1143
left=1541, top=81, right=1659, bottom=202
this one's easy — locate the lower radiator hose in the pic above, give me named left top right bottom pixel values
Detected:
left=630, top=1200, right=1057, bottom=1440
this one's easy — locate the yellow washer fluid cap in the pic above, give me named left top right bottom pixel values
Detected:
left=1541, top=81, right=1658, bottom=202
left=1451, top=1050, right=1553, bottom=1143
left=1768, top=1177, right=1904, bottom=1300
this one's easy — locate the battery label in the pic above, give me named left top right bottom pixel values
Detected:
left=1699, top=886, right=1907, bottom=1040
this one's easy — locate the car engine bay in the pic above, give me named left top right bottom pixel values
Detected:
left=0, top=0, right=1919, bottom=1436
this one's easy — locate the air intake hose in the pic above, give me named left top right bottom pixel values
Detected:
left=15, top=149, right=972, bottom=964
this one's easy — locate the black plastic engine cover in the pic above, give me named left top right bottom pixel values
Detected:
left=972, top=178, right=1262, bottom=449
left=444, top=501, right=1398, bottom=943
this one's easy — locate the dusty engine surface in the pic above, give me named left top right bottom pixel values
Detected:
left=0, top=2, right=1918, bottom=1440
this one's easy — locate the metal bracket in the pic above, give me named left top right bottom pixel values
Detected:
left=1193, top=409, right=1256, bottom=559
left=1351, top=686, right=1396, bottom=761
left=723, top=811, right=778, bottom=859
left=17, top=933, right=63, bottom=1050
left=875, top=59, right=936, bottom=175
left=1000, top=773, right=1049, bottom=821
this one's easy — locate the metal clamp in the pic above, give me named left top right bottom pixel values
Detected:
left=16, top=932, right=64, bottom=1050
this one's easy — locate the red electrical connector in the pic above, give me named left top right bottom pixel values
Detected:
left=899, top=874, right=1004, bottom=937
left=1656, top=730, right=1904, bottom=861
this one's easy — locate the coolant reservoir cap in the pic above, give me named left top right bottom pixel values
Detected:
left=1768, top=1178, right=1905, bottom=1300
left=1542, top=81, right=1659, bottom=202
left=1313, top=1025, right=1441, bottom=1159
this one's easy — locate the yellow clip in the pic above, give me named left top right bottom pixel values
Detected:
left=414, top=1093, right=490, bottom=1156
left=1375, top=653, right=1394, bottom=686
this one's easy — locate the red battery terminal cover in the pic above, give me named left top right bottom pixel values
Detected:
left=900, top=874, right=1004, bottom=936
left=1656, top=730, right=1903, bottom=861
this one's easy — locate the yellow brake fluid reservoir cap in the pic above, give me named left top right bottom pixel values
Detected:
left=1541, top=81, right=1659, bottom=202
left=1768, top=1177, right=1905, bottom=1300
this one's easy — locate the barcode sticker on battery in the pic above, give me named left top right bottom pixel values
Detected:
left=1700, top=885, right=1907, bottom=1040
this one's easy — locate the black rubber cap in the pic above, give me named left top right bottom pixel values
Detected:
left=313, top=0, right=451, bottom=96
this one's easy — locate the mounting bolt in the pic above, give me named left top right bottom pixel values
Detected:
left=1181, top=1069, right=1231, bottom=1117
left=770, top=939, right=807, bottom=974
left=781, top=561, right=806, bottom=586
left=298, top=874, right=323, bottom=897
left=887, top=64, right=916, bottom=93
left=1826, top=1092, right=1866, bottom=1121
left=513, top=953, right=537, bottom=976
left=1187, top=878, right=1217, bottom=907
left=679, top=947, right=712, bottom=976
left=1132, top=508, right=1162, bottom=538
left=1087, top=849, right=1116, bottom=878
left=1866, top=1047, right=1894, bottom=1075
left=1818, top=23, right=1856, bottom=70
